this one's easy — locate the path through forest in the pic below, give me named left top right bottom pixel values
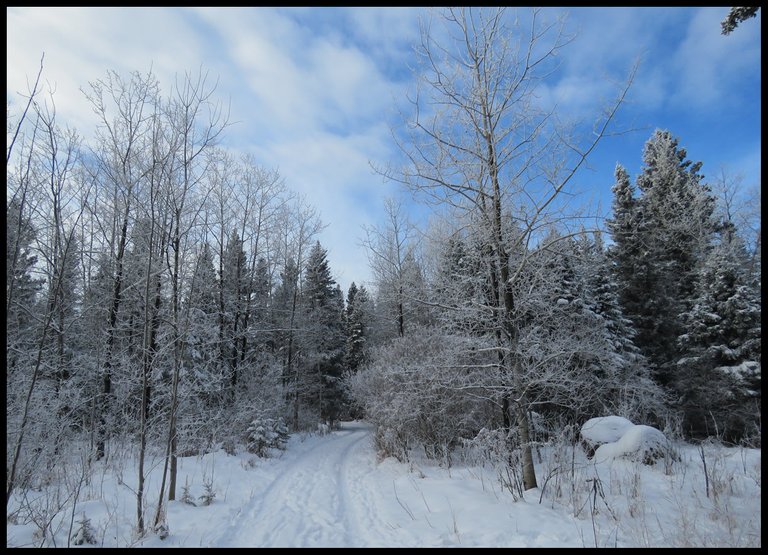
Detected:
left=214, top=421, right=419, bottom=547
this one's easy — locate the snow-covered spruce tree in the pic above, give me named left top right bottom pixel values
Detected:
left=344, top=282, right=371, bottom=373
left=273, top=257, right=300, bottom=386
left=606, top=164, right=644, bottom=349
left=513, top=230, right=607, bottom=427
left=427, top=218, right=502, bottom=339
left=299, top=242, right=346, bottom=427
left=506, top=229, right=663, bottom=433
left=378, top=7, right=636, bottom=490
left=6, top=196, right=46, bottom=502
left=181, top=242, right=227, bottom=446
left=570, top=232, right=667, bottom=424
left=6, top=198, right=44, bottom=375
left=221, top=228, right=252, bottom=397
left=342, top=283, right=372, bottom=419
left=676, top=232, right=761, bottom=442
left=609, top=130, right=718, bottom=398
left=230, top=252, right=285, bottom=420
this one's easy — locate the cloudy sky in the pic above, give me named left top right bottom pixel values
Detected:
left=6, top=7, right=761, bottom=292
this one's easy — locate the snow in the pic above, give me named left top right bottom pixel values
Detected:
left=6, top=421, right=762, bottom=548
left=580, top=415, right=634, bottom=448
left=717, top=360, right=760, bottom=379
left=593, top=424, right=669, bottom=464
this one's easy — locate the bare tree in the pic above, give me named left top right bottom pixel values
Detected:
left=155, top=69, right=228, bottom=524
left=84, top=69, right=159, bottom=461
left=275, top=196, right=324, bottom=430
left=380, top=8, right=636, bottom=490
left=7, top=53, right=45, bottom=165
left=6, top=87, right=89, bottom=508
left=361, top=197, right=423, bottom=339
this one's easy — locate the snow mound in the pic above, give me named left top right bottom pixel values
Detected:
left=580, top=416, right=634, bottom=455
left=593, top=424, right=671, bottom=465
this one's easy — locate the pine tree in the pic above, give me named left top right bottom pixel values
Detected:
left=185, top=242, right=225, bottom=407
left=189, top=242, right=218, bottom=316
left=574, top=232, right=665, bottom=423
left=274, top=257, right=300, bottom=396
left=6, top=199, right=44, bottom=335
left=607, top=164, right=642, bottom=334
left=250, top=256, right=272, bottom=352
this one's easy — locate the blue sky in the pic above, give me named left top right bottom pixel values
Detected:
left=6, top=7, right=761, bottom=292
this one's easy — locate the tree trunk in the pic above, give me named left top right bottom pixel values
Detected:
left=96, top=205, right=130, bottom=461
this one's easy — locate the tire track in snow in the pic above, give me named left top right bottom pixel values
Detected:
left=215, top=422, right=371, bottom=547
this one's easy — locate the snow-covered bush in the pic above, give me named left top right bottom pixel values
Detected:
left=461, top=428, right=510, bottom=466
left=580, top=416, right=676, bottom=465
left=580, top=416, right=635, bottom=456
left=347, top=326, right=496, bottom=463
left=593, top=424, right=675, bottom=465
left=180, top=478, right=197, bottom=506
left=154, top=521, right=170, bottom=540
left=246, top=415, right=290, bottom=457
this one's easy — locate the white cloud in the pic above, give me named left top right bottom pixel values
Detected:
left=671, top=7, right=761, bottom=108
left=7, top=7, right=213, bottom=140
left=190, top=8, right=412, bottom=291
left=7, top=6, right=759, bottom=294
left=246, top=125, right=399, bottom=291
left=7, top=6, right=410, bottom=292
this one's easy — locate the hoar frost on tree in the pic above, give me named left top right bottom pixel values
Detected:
left=609, top=129, right=761, bottom=442
left=363, top=7, right=638, bottom=491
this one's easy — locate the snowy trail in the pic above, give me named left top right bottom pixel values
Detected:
left=214, top=422, right=377, bottom=547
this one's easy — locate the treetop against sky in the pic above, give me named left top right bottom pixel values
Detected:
left=6, top=7, right=760, bottom=291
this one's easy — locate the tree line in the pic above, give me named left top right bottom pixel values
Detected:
left=6, top=7, right=761, bottom=535
left=347, top=8, right=761, bottom=494
left=6, top=65, right=380, bottom=533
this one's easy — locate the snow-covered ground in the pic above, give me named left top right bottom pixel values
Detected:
left=6, top=421, right=761, bottom=547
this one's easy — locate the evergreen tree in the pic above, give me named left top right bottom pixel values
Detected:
left=432, top=229, right=500, bottom=337
left=6, top=199, right=44, bottom=336
left=514, top=230, right=666, bottom=427
left=606, top=164, right=642, bottom=338
left=186, top=242, right=225, bottom=407
left=221, top=229, right=251, bottom=393
left=610, top=130, right=717, bottom=390
left=344, top=282, right=371, bottom=373
left=189, top=242, right=219, bottom=316
left=574, top=232, right=664, bottom=423
left=251, top=256, right=272, bottom=352
left=677, top=234, right=761, bottom=441
left=301, top=242, right=346, bottom=425
left=273, top=257, right=300, bottom=394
